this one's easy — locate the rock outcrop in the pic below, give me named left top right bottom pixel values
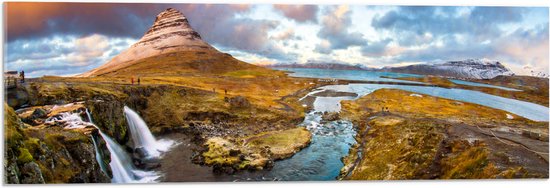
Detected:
left=3, top=103, right=110, bottom=184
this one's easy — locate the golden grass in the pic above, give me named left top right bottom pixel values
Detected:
left=342, top=88, right=535, bottom=126
left=340, top=88, right=547, bottom=180
left=347, top=117, right=445, bottom=180
left=394, top=76, right=549, bottom=106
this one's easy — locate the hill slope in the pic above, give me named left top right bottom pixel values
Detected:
left=80, top=8, right=262, bottom=77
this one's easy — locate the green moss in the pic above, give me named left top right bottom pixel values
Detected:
left=4, top=103, right=24, bottom=142
left=17, top=148, right=34, bottom=164
left=23, top=138, right=41, bottom=154
left=43, top=132, right=65, bottom=150
left=202, top=138, right=241, bottom=166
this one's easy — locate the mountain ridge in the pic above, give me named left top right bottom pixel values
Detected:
left=268, top=59, right=515, bottom=79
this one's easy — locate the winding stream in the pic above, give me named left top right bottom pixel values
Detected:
left=242, top=68, right=549, bottom=181
left=157, top=68, right=548, bottom=181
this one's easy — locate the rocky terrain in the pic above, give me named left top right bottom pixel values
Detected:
left=4, top=103, right=109, bottom=183
left=3, top=69, right=323, bottom=183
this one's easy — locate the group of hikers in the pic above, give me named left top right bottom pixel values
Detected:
left=212, top=88, right=229, bottom=95
left=130, top=77, right=141, bottom=85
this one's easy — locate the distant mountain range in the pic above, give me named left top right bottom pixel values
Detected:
left=268, top=62, right=375, bottom=71
left=268, top=59, right=515, bottom=79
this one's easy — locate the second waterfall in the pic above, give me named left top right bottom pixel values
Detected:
left=124, top=106, right=175, bottom=158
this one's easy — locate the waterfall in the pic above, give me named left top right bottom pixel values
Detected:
left=86, top=109, right=109, bottom=176
left=123, top=106, right=174, bottom=158
left=85, top=108, right=93, bottom=124
left=90, top=134, right=109, bottom=177
left=98, top=131, right=159, bottom=183
left=84, top=109, right=159, bottom=183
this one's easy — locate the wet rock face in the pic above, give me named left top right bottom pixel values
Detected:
left=87, top=99, right=128, bottom=144
left=6, top=87, right=29, bottom=109
left=4, top=104, right=110, bottom=184
left=20, top=162, right=45, bottom=184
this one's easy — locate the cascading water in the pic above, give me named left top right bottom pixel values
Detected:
left=123, top=106, right=174, bottom=158
left=84, top=109, right=160, bottom=183
left=90, top=134, right=109, bottom=176
left=99, top=131, right=160, bottom=183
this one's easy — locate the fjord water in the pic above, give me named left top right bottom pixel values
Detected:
left=273, top=67, right=424, bottom=84
left=124, top=106, right=175, bottom=158
left=284, top=68, right=548, bottom=122
left=449, top=79, right=522, bottom=91
left=319, top=84, right=549, bottom=121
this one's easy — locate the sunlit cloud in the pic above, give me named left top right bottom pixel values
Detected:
left=4, top=3, right=548, bottom=77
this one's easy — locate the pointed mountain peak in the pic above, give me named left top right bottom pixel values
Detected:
left=79, top=8, right=259, bottom=77
left=132, top=8, right=205, bottom=48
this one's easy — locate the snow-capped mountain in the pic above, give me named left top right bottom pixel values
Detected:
left=381, top=59, right=515, bottom=79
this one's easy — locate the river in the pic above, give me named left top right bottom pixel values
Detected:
left=161, top=68, right=549, bottom=181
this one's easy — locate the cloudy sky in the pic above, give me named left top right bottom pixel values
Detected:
left=4, top=2, right=549, bottom=77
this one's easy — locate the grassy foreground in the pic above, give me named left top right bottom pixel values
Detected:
left=339, top=89, right=548, bottom=179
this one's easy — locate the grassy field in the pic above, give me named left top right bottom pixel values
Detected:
left=340, top=89, right=548, bottom=179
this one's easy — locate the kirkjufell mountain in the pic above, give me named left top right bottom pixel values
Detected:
left=81, top=8, right=260, bottom=77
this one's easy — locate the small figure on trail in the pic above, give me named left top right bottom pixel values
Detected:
left=131, top=77, right=134, bottom=85
left=137, top=77, right=141, bottom=85
left=213, top=88, right=216, bottom=93
left=20, top=70, right=25, bottom=83
left=224, top=89, right=228, bottom=95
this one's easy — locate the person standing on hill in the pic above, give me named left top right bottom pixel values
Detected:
left=138, top=77, right=141, bottom=85
left=20, top=70, right=25, bottom=83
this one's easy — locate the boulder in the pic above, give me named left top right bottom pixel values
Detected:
left=228, top=96, right=251, bottom=108
left=20, top=162, right=45, bottom=184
